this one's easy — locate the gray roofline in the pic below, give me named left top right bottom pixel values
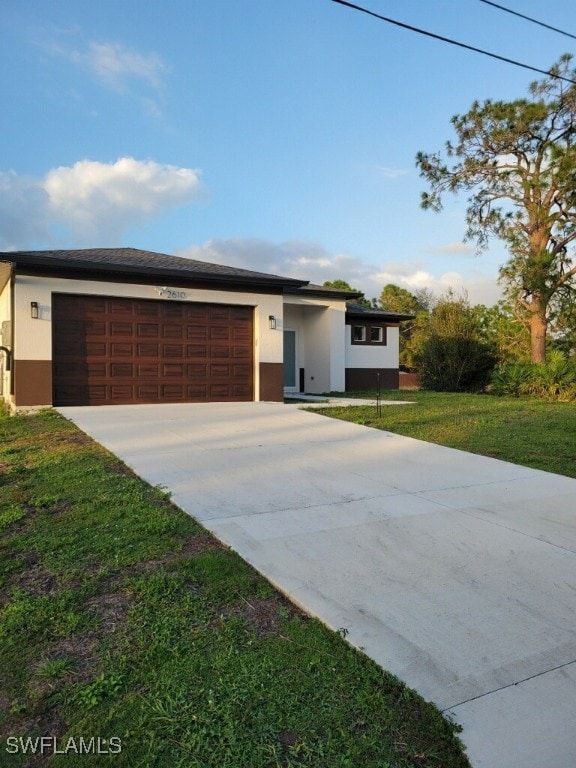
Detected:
left=1, top=248, right=309, bottom=290
left=346, top=302, right=415, bottom=322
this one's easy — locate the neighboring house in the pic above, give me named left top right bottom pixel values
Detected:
left=0, top=248, right=412, bottom=410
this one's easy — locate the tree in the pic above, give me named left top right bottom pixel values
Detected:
left=379, top=284, right=432, bottom=370
left=414, top=293, right=497, bottom=391
left=416, top=55, right=576, bottom=363
left=474, top=301, right=532, bottom=364
left=323, top=279, right=372, bottom=307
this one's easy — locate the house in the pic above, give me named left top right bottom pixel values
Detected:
left=0, top=248, right=412, bottom=411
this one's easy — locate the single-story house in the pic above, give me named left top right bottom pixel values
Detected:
left=0, top=248, right=412, bottom=411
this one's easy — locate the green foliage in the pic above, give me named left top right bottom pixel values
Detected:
left=323, top=279, right=372, bottom=307
left=414, top=294, right=497, bottom=391
left=492, top=350, right=576, bottom=400
left=379, top=284, right=433, bottom=371
left=474, top=301, right=532, bottom=364
left=490, top=362, right=534, bottom=396
left=75, top=673, right=123, bottom=709
left=417, top=54, right=576, bottom=362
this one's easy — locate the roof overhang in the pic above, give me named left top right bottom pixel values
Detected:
left=2, top=249, right=309, bottom=293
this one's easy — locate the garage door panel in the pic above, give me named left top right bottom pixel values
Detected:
left=111, top=322, right=133, bottom=336
left=163, top=363, right=185, bottom=377
left=86, top=342, right=107, bottom=356
left=137, top=343, right=160, bottom=357
left=137, top=323, right=159, bottom=338
left=110, top=363, right=133, bottom=378
left=138, top=363, right=160, bottom=377
left=111, top=342, right=133, bottom=356
left=53, top=294, right=253, bottom=406
left=162, top=325, right=184, bottom=339
left=186, top=344, right=208, bottom=358
left=187, top=326, right=208, bottom=340
left=109, top=299, right=134, bottom=315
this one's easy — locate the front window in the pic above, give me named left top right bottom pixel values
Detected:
left=351, top=323, right=387, bottom=345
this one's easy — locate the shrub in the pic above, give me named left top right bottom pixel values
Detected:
left=415, top=296, right=497, bottom=391
left=490, top=351, right=576, bottom=400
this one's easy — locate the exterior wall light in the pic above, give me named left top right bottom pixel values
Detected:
left=268, top=315, right=277, bottom=330
left=31, top=302, right=39, bottom=319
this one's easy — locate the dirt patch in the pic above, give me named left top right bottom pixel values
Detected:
left=218, top=596, right=303, bottom=635
left=0, top=552, right=57, bottom=608
left=131, top=533, right=225, bottom=573
left=85, top=591, right=132, bottom=636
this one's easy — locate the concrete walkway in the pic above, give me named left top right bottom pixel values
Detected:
left=58, top=401, right=576, bottom=768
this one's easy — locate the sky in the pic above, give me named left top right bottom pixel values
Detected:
left=2, top=0, right=576, bottom=306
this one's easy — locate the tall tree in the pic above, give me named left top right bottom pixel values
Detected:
left=416, top=55, right=576, bottom=362
left=379, top=284, right=432, bottom=370
left=323, top=279, right=371, bottom=307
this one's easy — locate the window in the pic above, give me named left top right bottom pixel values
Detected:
left=351, top=323, right=387, bottom=346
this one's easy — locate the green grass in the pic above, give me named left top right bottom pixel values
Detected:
left=0, top=407, right=470, bottom=767
left=318, top=390, right=576, bottom=478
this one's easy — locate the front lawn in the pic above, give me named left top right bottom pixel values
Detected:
left=0, top=408, right=470, bottom=767
left=317, top=391, right=576, bottom=478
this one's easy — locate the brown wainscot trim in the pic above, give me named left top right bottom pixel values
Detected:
left=259, top=362, right=284, bottom=401
left=14, top=360, right=53, bottom=407
left=345, top=368, right=399, bottom=391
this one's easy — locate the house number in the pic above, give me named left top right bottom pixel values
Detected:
left=156, top=287, right=187, bottom=300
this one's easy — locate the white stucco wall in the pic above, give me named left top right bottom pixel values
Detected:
left=283, top=296, right=346, bottom=393
left=345, top=324, right=400, bottom=368
left=13, top=274, right=284, bottom=400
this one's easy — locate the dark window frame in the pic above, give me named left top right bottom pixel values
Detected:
left=351, top=323, right=387, bottom=346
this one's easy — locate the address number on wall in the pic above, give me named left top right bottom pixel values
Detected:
left=154, top=287, right=187, bottom=300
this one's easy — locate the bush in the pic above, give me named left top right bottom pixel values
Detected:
left=415, top=296, right=497, bottom=391
left=490, top=351, right=576, bottom=400
left=490, top=362, right=534, bottom=397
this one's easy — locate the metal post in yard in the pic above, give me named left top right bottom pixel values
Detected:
left=376, top=372, right=381, bottom=417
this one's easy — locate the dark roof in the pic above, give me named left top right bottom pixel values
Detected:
left=1, top=248, right=308, bottom=290
left=286, top=282, right=362, bottom=300
left=345, top=302, right=415, bottom=323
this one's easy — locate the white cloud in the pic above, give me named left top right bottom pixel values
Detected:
left=178, top=238, right=503, bottom=307
left=425, top=241, right=475, bottom=255
left=0, top=158, right=203, bottom=248
left=377, top=166, right=409, bottom=180
left=77, top=41, right=168, bottom=91
left=50, top=38, right=168, bottom=92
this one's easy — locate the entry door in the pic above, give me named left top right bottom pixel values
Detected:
left=283, top=329, right=297, bottom=390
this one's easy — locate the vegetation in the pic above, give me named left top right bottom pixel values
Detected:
left=413, top=294, right=496, bottom=391
left=317, top=390, right=576, bottom=479
left=491, top=349, right=576, bottom=400
left=417, top=55, right=576, bottom=363
left=0, top=407, right=470, bottom=767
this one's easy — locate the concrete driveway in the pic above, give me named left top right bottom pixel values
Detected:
left=58, top=401, right=576, bottom=768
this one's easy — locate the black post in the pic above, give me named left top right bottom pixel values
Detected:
left=376, top=372, right=381, bottom=417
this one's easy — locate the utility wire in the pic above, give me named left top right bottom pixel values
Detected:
left=479, top=0, right=576, bottom=41
left=331, top=0, right=576, bottom=85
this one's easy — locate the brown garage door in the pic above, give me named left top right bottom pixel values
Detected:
left=52, top=294, right=254, bottom=406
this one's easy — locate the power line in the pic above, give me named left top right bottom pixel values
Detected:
left=479, top=0, right=576, bottom=41
left=331, top=0, right=576, bottom=86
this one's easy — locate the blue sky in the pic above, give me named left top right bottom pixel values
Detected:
left=2, top=0, right=576, bottom=305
